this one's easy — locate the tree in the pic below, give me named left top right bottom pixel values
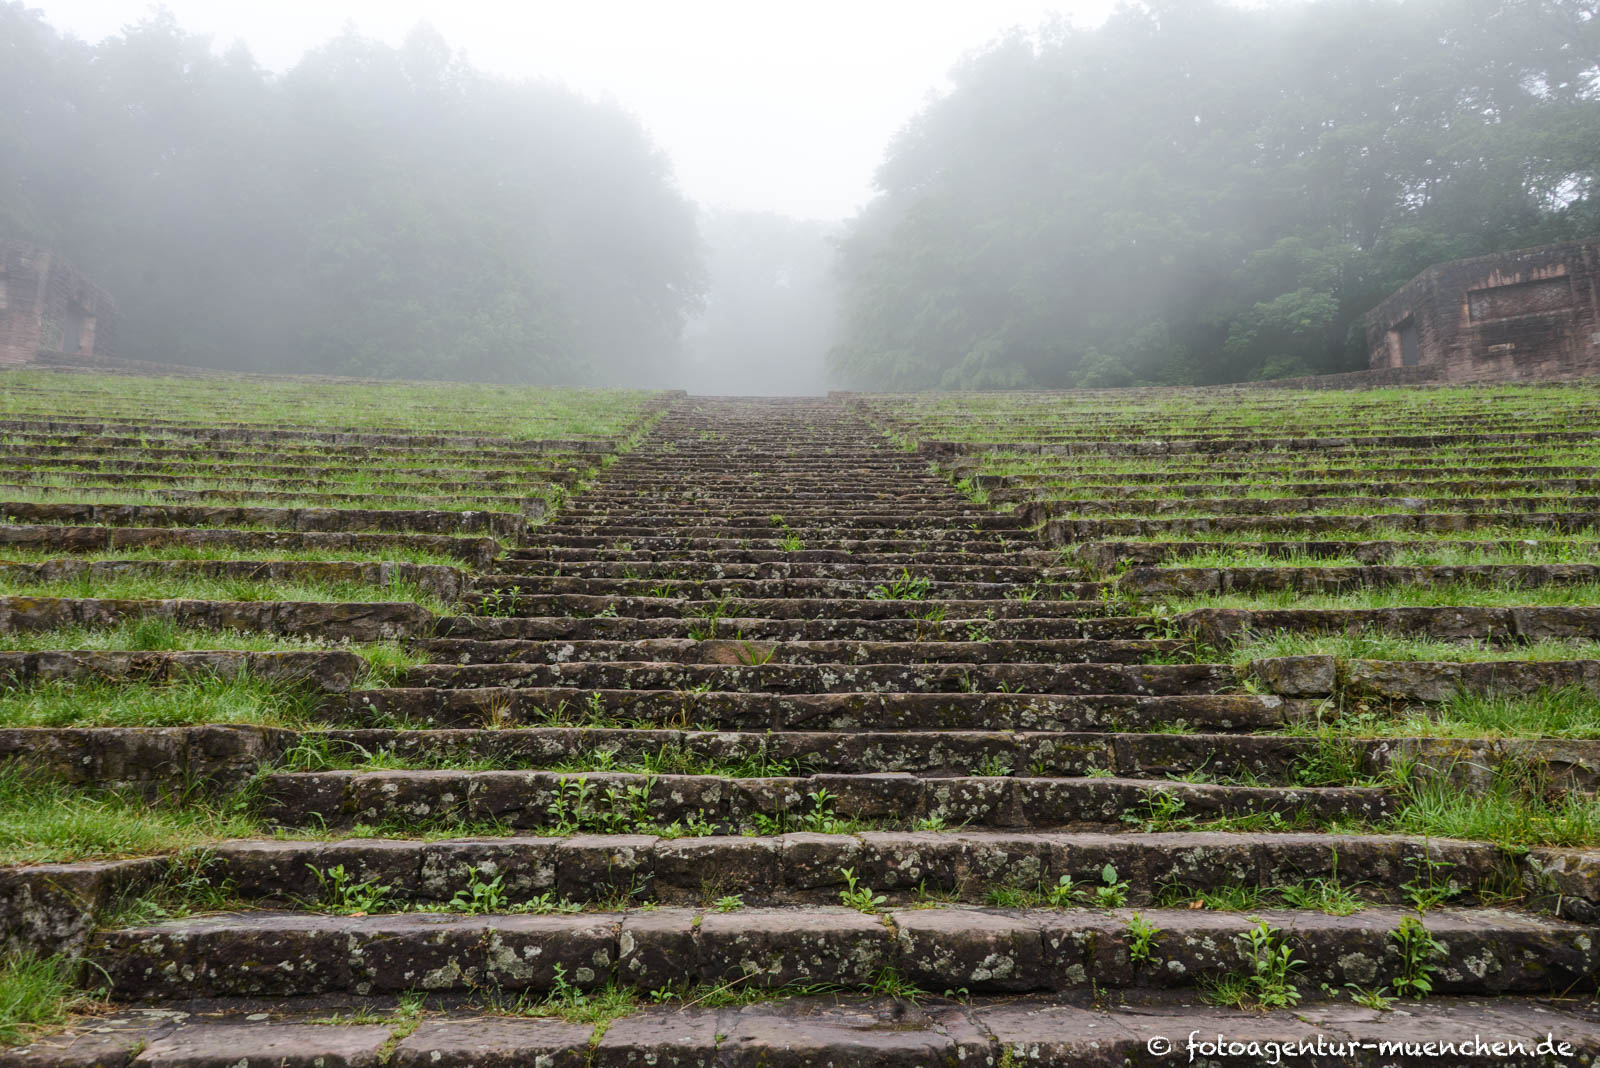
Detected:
left=0, top=7, right=705, bottom=382
left=831, top=0, right=1600, bottom=388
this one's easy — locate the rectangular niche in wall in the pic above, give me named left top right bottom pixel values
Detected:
left=1468, top=277, right=1574, bottom=322
left=1391, top=317, right=1421, bottom=367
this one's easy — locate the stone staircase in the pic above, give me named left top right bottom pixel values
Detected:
left=12, top=395, right=1600, bottom=1065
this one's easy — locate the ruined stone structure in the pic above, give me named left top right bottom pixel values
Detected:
left=1366, top=238, right=1600, bottom=382
left=0, top=239, right=117, bottom=366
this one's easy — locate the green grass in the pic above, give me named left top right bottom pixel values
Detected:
left=0, top=954, right=100, bottom=1046
left=1157, top=541, right=1600, bottom=569
left=0, top=370, right=662, bottom=440
left=0, top=544, right=465, bottom=566
left=279, top=737, right=804, bottom=778
left=0, top=676, right=329, bottom=729
left=1385, top=754, right=1600, bottom=847
left=1289, top=687, right=1600, bottom=740
left=0, top=572, right=450, bottom=613
left=1077, top=524, right=1600, bottom=547
left=0, top=768, right=260, bottom=865
left=1236, top=632, right=1600, bottom=666
left=0, top=618, right=420, bottom=666
left=0, top=483, right=533, bottom=515
left=1170, top=580, right=1600, bottom=612
left=858, top=383, right=1600, bottom=446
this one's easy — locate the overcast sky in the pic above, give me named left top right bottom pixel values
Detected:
left=36, top=0, right=1126, bottom=220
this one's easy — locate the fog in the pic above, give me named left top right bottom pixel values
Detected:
left=4, top=0, right=1597, bottom=390
left=33, top=0, right=1122, bottom=221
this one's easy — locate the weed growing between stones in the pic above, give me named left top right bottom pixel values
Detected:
left=1126, top=912, right=1162, bottom=964
left=1290, top=737, right=1373, bottom=787
left=1202, top=919, right=1304, bottom=1010
left=1342, top=984, right=1397, bottom=1010
left=310, top=863, right=395, bottom=914
left=1389, top=914, right=1446, bottom=999
left=483, top=973, right=883, bottom=1029
left=685, top=595, right=739, bottom=640
left=1275, top=865, right=1367, bottom=916
left=867, top=569, right=932, bottom=601
left=838, top=868, right=887, bottom=913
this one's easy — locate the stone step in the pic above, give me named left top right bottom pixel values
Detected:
left=0, top=595, right=433, bottom=642
left=280, top=727, right=1600, bottom=791
left=2, top=454, right=586, bottom=481
left=1, top=480, right=544, bottom=515
left=340, top=687, right=1295, bottom=732
left=0, top=558, right=468, bottom=602
left=1041, top=510, right=1600, bottom=543
left=90, top=905, right=1583, bottom=1000
left=19, top=997, right=1600, bottom=1068
left=467, top=575, right=1104, bottom=601
left=398, top=660, right=1234, bottom=697
left=569, top=489, right=968, bottom=502
left=1119, top=562, right=1600, bottom=597
left=559, top=502, right=990, bottom=516
left=1026, top=495, right=1600, bottom=521
left=0, top=417, right=624, bottom=452
left=918, top=429, right=1597, bottom=454
left=0, top=500, right=530, bottom=538
left=413, top=636, right=1183, bottom=666
left=0, top=523, right=502, bottom=568
left=544, top=524, right=1022, bottom=541
left=1250, top=654, right=1600, bottom=703
left=980, top=462, right=1600, bottom=486
left=0, top=648, right=363, bottom=692
left=504, top=546, right=1063, bottom=566
left=1070, top=538, right=1600, bottom=570
left=988, top=475, right=1600, bottom=496
left=496, top=559, right=1078, bottom=580
left=1177, top=604, right=1600, bottom=646
left=432, top=614, right=1155, bottom=642
left=0, top=465, right=566, bottom=495
left=452, top=594, right=1121, bottom=621
left=191, top=828, right=1543, bottom=910
left=259, top=768, right=1386, bottom=830
left=534, top=535, right=1028, bottom=553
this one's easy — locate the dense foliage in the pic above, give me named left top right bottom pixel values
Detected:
left=830, top=0, right=1600, bottom=389
left=0, top=7, right=704, bottom=383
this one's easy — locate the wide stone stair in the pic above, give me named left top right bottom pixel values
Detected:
left=14, top=396, right=1600, bottom=1065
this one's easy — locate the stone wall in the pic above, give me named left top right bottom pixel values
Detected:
left=0, top=240, right=118, bottom=366
left=1366, top=238, right=1600, bottom=383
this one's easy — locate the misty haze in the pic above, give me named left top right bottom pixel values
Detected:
left=6, top=0, right=1595, bottom=390
left=7, top=3, right=1600, bottom=1061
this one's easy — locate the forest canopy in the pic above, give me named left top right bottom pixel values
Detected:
left=0, top=5, right=704, bottom=383
left=829, top=0, right=1600, bottom=390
